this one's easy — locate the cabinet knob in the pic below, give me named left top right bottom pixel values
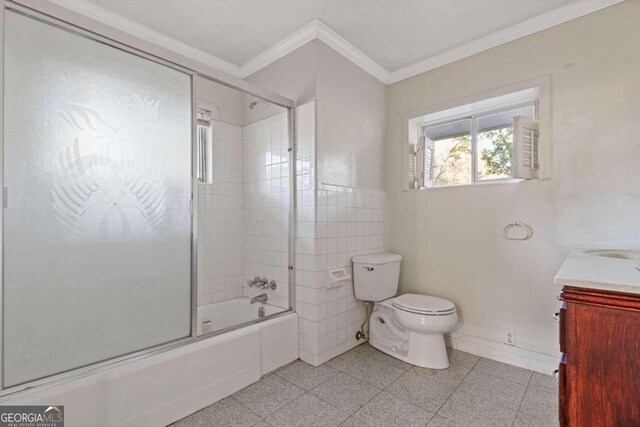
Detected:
left=553, top=369, right=560, bottom=381
left=553, top=312, right=560, bottom=321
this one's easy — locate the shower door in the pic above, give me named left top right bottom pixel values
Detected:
left=2, top=10, right=193, bottom=387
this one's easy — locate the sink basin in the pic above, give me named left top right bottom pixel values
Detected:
left=583, top=249, right=640, bottom=260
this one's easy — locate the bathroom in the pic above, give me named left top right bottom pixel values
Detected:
left=0, top=0, right=639, bottom=426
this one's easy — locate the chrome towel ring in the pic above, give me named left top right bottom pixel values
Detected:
left=503, top=221, right=533, bottom=240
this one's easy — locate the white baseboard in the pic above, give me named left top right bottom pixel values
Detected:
left=300, top=337, right=363, bottom=366
left=445, top=332, right=560, bottom=376
left=302, top=330, right=560, bottom=376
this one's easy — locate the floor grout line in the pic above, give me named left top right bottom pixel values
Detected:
left=510, top=373, right=535, bottom=427
left=229, top=395, right=270, bottom=422
left=432, top=353, right=481, bottom=420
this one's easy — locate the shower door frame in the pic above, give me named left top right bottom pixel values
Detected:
left=0, top=0, right=296, bottom=398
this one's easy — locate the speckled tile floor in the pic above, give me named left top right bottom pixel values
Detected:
left=170, top=343, right=558, bottom=427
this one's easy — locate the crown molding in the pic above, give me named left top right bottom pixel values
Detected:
left=313, top=20, right=390, bottom=84
left=44, top=0, right=241, bottom=77
left=238, top=20, right=318, bottom=80
left=387, top=0, right=625, bottom=83
left=43, top=0, right=624, bottom=86
left=239, top=19, right=390, bottom=83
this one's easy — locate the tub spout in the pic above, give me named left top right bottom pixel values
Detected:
left=251, top=294, right=268, bottom=304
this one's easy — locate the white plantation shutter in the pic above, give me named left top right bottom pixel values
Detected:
left=423, top=135, right=435, bottom=187
left=415, top=136, right=425, bottom=188
left=414, top=135, right=435, bottom=189
left=513, top=115, right=539, bottom=180
left=408, top=148, right=417, bottom=189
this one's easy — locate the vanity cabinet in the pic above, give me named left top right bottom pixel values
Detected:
left=558, top=286, right=640, bottom=426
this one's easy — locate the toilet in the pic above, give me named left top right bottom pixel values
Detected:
left=352, top=253, right=458, bottom=369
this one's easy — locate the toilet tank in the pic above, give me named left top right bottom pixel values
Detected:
left=352, top=253, right=402, bottom=301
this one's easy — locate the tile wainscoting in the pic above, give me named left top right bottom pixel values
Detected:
left=294, top=101, right=388, bottom=366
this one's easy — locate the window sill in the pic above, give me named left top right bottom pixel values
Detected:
left=412, top=178, right=526, bottom=191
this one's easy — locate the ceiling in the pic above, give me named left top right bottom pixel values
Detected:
left=59, top=0, right=622, bottom=83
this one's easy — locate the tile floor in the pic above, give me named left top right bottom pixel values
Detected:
left=171, top=343, right=558, bottom=427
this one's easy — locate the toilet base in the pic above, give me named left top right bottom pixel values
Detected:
left=369, top=303, right=454, bottom=369
left=369, top=331, right=449, bottom=369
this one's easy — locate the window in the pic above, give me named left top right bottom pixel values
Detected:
left=407, top=86, right=546, bottom=190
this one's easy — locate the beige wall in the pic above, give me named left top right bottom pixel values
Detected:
left=386, top=1, right=640, bottom=359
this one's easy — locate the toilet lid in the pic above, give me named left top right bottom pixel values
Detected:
left=393, top=294, right=456, bottom=315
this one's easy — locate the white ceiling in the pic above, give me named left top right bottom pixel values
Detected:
left=60, top=0, right=622, bottom=83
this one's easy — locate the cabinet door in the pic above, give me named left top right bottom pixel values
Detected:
left=563, top=289, right=640, bottom=426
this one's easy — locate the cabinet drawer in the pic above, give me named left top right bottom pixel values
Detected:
left=558, top=354, right=567, bottom=427
left=557, top=302, right=566, bottom=353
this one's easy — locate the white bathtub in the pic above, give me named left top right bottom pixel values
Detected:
left=1, top=311, right=298, bottom=427
left=197, top=297, right=283, bottom=335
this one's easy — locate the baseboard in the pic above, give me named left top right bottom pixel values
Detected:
left=445, top=332, right=560, bottom=376
left=300, top=337, right=364, bottom=366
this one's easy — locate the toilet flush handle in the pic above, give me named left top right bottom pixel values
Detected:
left=364, top=266, right=375, bottom=272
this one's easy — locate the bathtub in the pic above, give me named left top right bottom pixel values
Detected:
left=197, top=297, right=283, bottom=334
left=1, top=310, right=298, bottom=427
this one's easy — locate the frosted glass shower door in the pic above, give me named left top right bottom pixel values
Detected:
left=3, top=11, right=193, bottom=387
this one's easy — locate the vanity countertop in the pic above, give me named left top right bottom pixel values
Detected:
left=554, top=249, right=640, bottom=295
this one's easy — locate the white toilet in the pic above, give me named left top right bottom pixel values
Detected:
left=352, top=253, right=458, bottom=369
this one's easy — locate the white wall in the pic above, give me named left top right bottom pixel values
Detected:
left=242, top=112, right=291, bottom=309
left=246, top=44, right=388, bottom=365
left=195, top=77, right=293, bottom=309
left=246, top=40, right=387, bottom=192
left=386, top=1, right=640, bottom=370
left=316, top=42, right=386, bottom=191
left=245, top=41, right=318, bottom=105
left=196, top=120, right=245, bottom=306
left=194, top=76, right=246, bottom=126
left=195, top=77, right=245, bottom=306
left=294, top=102, right=387, bottom=365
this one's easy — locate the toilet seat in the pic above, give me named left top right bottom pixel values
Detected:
left=392, top=294, right=456, bottom=316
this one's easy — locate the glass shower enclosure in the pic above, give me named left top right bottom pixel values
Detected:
left=0, top=4, right=294, bottom=393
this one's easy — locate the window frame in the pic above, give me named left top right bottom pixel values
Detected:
left=419, top=100, right=538, bottom=188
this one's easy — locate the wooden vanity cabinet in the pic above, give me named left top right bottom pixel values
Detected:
left=558, top=286, right=640, bottom=426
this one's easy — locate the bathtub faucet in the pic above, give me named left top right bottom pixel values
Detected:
left=247, top=277, right=268, bottom=288
left=247, top=277, right=277, bottom=290
left=251, top=294, right=268, bottom=304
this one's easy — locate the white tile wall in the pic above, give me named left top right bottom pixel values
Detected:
left=197, top=102, right=387, bottom=367
left=294, top=101, right=388, bottom=366
left=198, top=113, right=292, bottom=311
left=197, top=121, right=244, bottom=306
left=242, top=112, right=290, bottom=309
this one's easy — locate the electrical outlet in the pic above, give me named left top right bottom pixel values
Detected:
left=504, top=329, right=516, bottom=346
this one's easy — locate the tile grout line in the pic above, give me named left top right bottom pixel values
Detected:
left=511, top=373, right=534, bottom=427
left=432, top=355, right=481, bottom=421
left=347, top=350, right=440, bottom=423
left=314, top=348, right=414, bottom=424
left=270, top=361, right=357, bottom=423
left=180, top=349, right=553, bottom=427
left=229, top=395, right=268, bottom=423
left=327, top=351, right=389, bottom=423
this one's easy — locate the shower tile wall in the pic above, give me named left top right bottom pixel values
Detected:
left=295, top=101, right=388, bottom=366
left=242, top=112, right=290, bottom=309
left=197, top=120, right=244, bottom=306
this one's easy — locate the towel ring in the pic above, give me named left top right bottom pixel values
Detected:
left=503, top=221, right=533, bottom=241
